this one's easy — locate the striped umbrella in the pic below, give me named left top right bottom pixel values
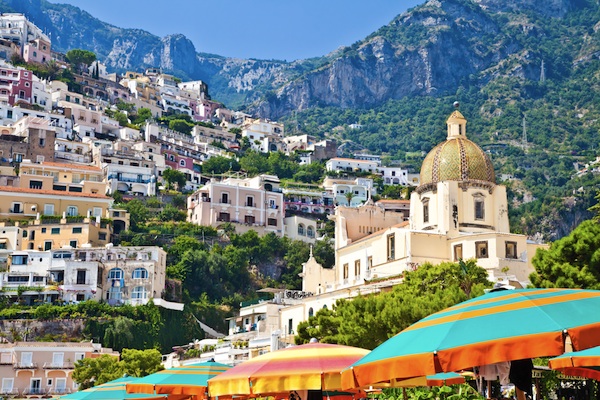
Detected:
left=549, top=345, right=600, bottom=380
left=342, top=288, right=600, bottom=389
left=60, top=377, right=167, bottom=399
left=126, top=360, right=230, bottom=398
left=208, top=343, right=370, bottom=397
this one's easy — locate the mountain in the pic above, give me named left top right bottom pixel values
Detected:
left=3, top=0, right=600, bottom=240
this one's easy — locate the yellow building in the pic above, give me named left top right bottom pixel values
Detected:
left=278, top=109, right=547, bottom=335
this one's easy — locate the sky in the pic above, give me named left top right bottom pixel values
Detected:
left=50, top=0, right=422, bottom=61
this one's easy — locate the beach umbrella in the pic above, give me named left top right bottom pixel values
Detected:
left=60, top=377, right=168, bottom=399
left=549, top=345, right=600, bottom=380
left=208, top=342, right=370, bottom=397
left=126, top=360, right=230, bottom=398
left=341, top=288, right=600, bottom=389
left=388, top=372, right=466, bottom=388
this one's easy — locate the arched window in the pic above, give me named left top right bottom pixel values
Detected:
left=131, top=286, right=147, bottom=299
left=422, top=198, right=429, bottom=224
left=307, top=226, right=315, bottom=238
left=108, top=268, right=123, bottom=280
left=66, top=206, right=78, bottom=217
left=474, top=196, right=485, bottom=220
left=132, top=268, right=148, bottom=279
left=308, top=308, right=314, bottom=318
left=180, top=159, right=186, bottom=167
left=298, top=224, right=305, bottom=236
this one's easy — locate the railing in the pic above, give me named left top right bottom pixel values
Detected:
left=50, top=388, right=72, bottom=395
left=22, top=387, right=47, bottom=395
left=13, top=362, right=38, bottom=369
left=107, top=175, right=152, bottom=184
left=9, top=209, right=23, bottom=214
left=43, top=362, right=75, bottom=369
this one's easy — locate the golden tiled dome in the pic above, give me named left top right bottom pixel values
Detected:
left=419, top=110, right=495, bottom=186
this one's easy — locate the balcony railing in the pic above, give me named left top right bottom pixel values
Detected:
left=43, top=362, right=75, bottom=369
left=14, top=362, right=37, bottom=369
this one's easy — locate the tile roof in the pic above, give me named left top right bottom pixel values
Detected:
left=0, top=185, right=110, bottom=199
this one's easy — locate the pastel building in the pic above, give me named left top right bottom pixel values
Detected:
left=0, top=342, right=118, bottom=397
left=275, top=109, right=547, bottom=335
left=187, top=174, right=285, bottom=236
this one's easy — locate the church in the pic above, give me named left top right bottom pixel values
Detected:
left=279, top=108, right=546, bottom=336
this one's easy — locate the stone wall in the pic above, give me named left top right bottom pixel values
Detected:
left=0, top=319, right=86, bottom=342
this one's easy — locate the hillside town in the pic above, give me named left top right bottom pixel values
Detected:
left=0, top=12, right=586, bottom=399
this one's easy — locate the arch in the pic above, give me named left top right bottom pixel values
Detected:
left=132, top=267, right=148, bottom=279
left=107, top=268, right=123, bottom=280
left=308, top=307, right=314, bottom=318
left=298, top=224, right=305, bottom=236
left=307, top=226, right=315, bottom=238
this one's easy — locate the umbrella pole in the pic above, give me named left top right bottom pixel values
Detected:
left=486, top=380, right=491, bottom=399
left=402, top=387, right=407, bottom=400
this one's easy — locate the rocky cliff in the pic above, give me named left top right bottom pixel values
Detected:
left=0, top=0, right=593, bottom=117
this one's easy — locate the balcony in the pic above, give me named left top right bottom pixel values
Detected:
left=43, top=362, right=75, bottom=369
left=14, top=362, right=37, bottom=369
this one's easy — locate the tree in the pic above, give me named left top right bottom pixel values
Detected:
left=72, top=354, right=123, bottom=389
left=65, top=49, right=97, bottom=73
left=202, top=156, right=239, bottom=175
left=295, top=260, right=491, bottom=348
left=72, top=349, right=163, bottom=390
left=169, top=119, right=193, bottom=135
left=530, top=219, right=600, bottom=289
left=120, top=348, right=164, bottom=377
left=123, top=199, right=149, bottom=231
left=162, top=168, right=187, bottom=191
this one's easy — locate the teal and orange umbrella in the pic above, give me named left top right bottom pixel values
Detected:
left=208, top=342, right=370, bottom=397
left=549, top=345, right=600, bottom=380
left=342, top=288, right=600, bottom=389
left=60, top=377, right=168, bottom=399
left=126, top=360, right=230, bottom=399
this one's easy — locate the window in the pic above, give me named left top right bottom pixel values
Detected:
left=354, top=260, right=361, bottom=277
left=308, top=307, right=314, bottom=318
left=218, top=212, right=230, bottom=222
left=179, top=159, right=186, bottom=167
left=12, top=255, right=28, bottom=265
left=423, top=199, right=429, bottom=224
left=1, top=378, right=13, bottom=394
left=132, top=268, right=148, bottom=279
left=307, top=226, right=315, bottom=238
left=99, top=233, right=106, bottom=241
left=246, top=196, right=254, bottom=207
left=39, top=138, right=45, bottom=146
left=244, top=215, right=255, bottom=224
left=221, top=193, right=229, bottom=204
left=92, top=207, right=102, bottom=217
left=21, top=352, right=33, bottom=367
left=51, top=228, right=60, bottom=235
left=72, top=227, right=82, bottom=234
left=387, top=234, right=395, bottom=260
left=29, top=180, right=43, bottom=189
left=476, top=241, right=488, bottom=258
left=505, top=241, right=517, bottom=259
left=108, top=268, right=123, bottom=280
left=76, top=270, right=86, bottom=285
left=298, top=224, right=305, bottom=236
left=44, top=204, right=54, bottom=215
left=343, top=263, right=349, bottom=280
left=131, top=286, right=147, bottom=299
left=44, top=241, right=52, bottom=250
left=454, top=244, right=463, bottom=261
left=55, top=378, right=67, bottom=394
left=268, top=218, right=277, bottom=226
left=474, top=196, right=485, bottom=220
left=70, top=240, right=77, bottom=248
left=66, top=206, right=78, bottom=217
left=367, top=256, right=373, bottom=270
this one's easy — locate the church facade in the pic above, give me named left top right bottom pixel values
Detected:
left=279, top=109, right=546, bottom=336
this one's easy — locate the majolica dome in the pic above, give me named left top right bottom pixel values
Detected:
left=419, top=110, right=495, bottom=187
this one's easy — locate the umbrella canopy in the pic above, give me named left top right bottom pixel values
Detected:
left=60, top=377, right=167, bottom=400
left=385, top=372, right=466, bottom=388
left=549, top=346, right=600, bottom=380
left=126, top=360, right=230, bottom=398
left=342, top=288, right=600, bottom=389
left=208, top=342, right=370, bottom=397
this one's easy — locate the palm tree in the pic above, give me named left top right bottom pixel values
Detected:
left=345, top=192, right=354, bottom=206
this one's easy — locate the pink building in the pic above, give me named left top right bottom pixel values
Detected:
left=23, top=38, right=51, bottom=64
left=0, top=62, right=33, bottom=106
